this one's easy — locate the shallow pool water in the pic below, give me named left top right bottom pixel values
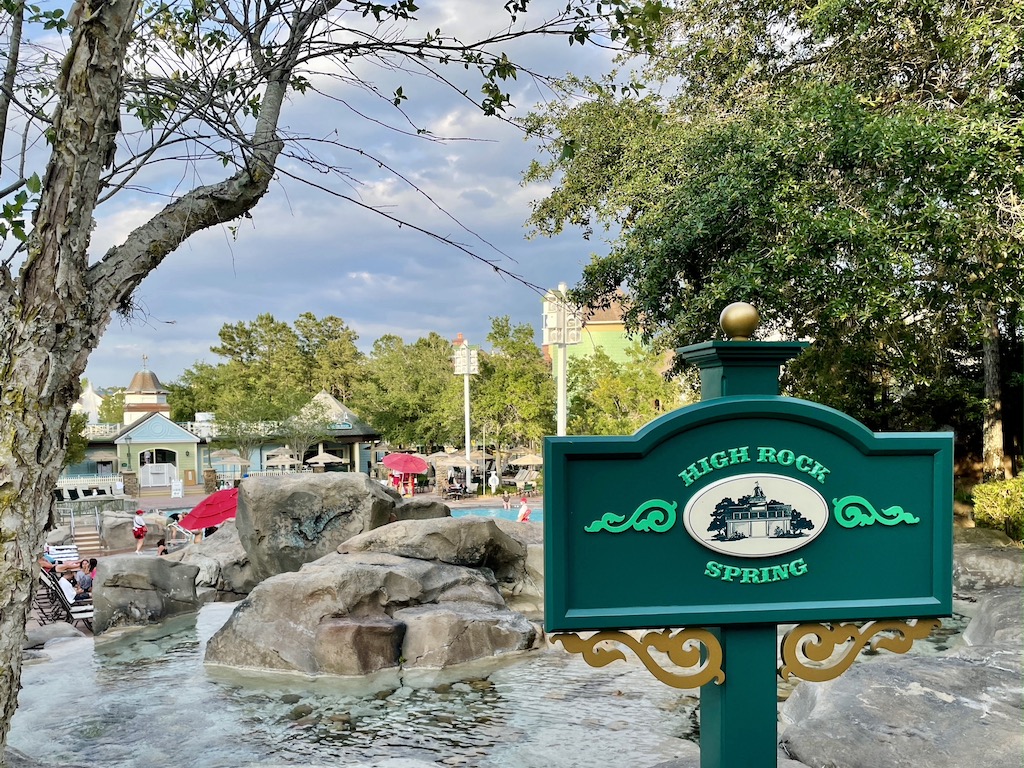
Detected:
left=13, top=603, right=695, bottom=767
left=451, top=507, right=544, bottom=523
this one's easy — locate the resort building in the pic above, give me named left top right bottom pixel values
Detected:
left=722, top=483, right=794, bottom=539
left=62, top=362, right=382, bottom=496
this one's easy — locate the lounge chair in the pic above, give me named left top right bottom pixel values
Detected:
left=39, top=570, right=93, bottom=630
left=44, top=544, right=80, bottom=565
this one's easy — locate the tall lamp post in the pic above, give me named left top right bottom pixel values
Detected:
left=543, top=282, right=582, bottom=436
left=452, top=333, right=479, bottom=491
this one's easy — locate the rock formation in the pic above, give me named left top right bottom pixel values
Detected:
left=91, top=554, right=200, bottom=633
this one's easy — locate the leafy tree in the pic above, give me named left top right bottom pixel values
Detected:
left=0, top=0, right=671, bottom=744
left=294, top=313, right=364, bottom=402
left=63, top=412, right=89, bottom=468
left=526, top=0, right=1023, bottom=475
left=351, top=333, right=463, bottom=446
left=277, top=399, right=334, bottom=464
left=475, top=316, right=555, bottom=451
left=567, top=343, right=685, bottom=435
left=97, top=388, right=125, bottom=424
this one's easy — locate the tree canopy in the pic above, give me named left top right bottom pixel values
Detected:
left=525, top=0, right=1023, bottom=471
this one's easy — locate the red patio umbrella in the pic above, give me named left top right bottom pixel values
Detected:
left=381, top=453, right=429, bottom=474
left=178, top=488, right=238, bottom=531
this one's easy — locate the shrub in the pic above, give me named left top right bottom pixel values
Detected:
left=971, top=476, right=1024, bottom=542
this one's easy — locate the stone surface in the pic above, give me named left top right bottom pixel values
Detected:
left=312, top=616, right=405, bottom=675
left=780, top=655, right=1023, bottom=768
left=493, top=519, right=544, bottom=618
left=100, top=510, right=166, bottom=551
left=960, top=588, right=1024, bottom=648
left=953, top=543, right=1023, bottom=592
left=339, top=517, right=527, bottom=583
left=205, top=551, right=534, bottom=675
left=392, top=497, right=451, bottom=522
left=23, top=622, right=86, bottom=649
left=954, top=526, right=1017, bottom=547
left=91, top=554, right=201, bottom=633
left=166, top=520, right=257, bottom=596
left=235, top=473, right=396, bottom=580
left=395, top=603, right=536, bottom=667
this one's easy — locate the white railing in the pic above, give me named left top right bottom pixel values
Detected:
left=57, top=474, right=122, bottom=489
left=244, top=468, right=314, bottom=478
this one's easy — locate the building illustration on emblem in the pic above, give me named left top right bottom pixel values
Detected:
left=708, top=482, right=815, bottom=541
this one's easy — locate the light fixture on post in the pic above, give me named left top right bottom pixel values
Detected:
left=452, top=333, right=479, bottom=492
left=543, top=282, right=583, bottom=436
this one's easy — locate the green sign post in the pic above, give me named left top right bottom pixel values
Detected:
left=544, top=304, right=952, bottom=768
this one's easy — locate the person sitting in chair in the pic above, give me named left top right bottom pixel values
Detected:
left=58, top=570, right=91, bottom=602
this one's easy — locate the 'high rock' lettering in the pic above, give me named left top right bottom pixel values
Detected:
left=677, top=445, right=830, bottom=486
left=678, top=446, right=751, bottom=486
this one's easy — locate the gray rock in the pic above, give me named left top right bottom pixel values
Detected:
left=3, top=746, right=88, bottom=768
left=312, top=616, right=405, bottom=675
left=23, top=622, right=86, bottom=649
left=395, top=603, right=536, bottom=667
left=236, top=474, right=396, bottom=580
left=204, top=551, right=532, bottom=675
left=338, top=517, right=526, bottom=583
left=780, top=655, right=1024, bottom=768
left=100, top=510, right=166, bottom=551
left=392, top=497, right=451, bottom=521
left=954, top=527, right=1017, bottom=547
left=493, top=519, right=544, bottom=618
left=961, top=588, right=1024, bottom=647
left=92, top=554, right=201, bottom=633
left=649, top=745, right=807, bottom=768
left=953, top=544, right=1023, bottom=591
left=166, top=520, right=257, bottom=596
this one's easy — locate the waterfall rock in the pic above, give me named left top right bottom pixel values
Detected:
left=493, top=519, right=544, bottom=619
left=204, top=551, right=534, bottom=675
left=235, top=474, right=397, bottom=581
left=91, top=554, right=200, bottom=633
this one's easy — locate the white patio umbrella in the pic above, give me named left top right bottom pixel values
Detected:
left=217, top=455, right=250, bottom=467
left=266, top=446, right=295, bottom=458
left=305, top=451, right=346, bottom=465
left=509, top=452, right=544, bottom=466
left=265, top=455, right=301, bottom=467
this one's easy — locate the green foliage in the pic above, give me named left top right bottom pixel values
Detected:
left=63, top=412, right=88, bottom=467
left=96, top=388, right=125, bottom=424
left=349, top=332, right=463, bottom=446
left=567, top=343, right=686, bottom=435
left=971, top=477, right=1024, bottom=542
left=525, top=0, right=1024, bottom=448
left=475, top=316, right=555, bottom=446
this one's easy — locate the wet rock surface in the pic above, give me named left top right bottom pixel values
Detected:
left=91, top=554, right=200, bottom=633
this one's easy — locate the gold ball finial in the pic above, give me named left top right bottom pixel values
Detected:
left=720, top=302, right=760, bottom=340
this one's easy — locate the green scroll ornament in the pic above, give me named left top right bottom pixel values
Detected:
left=584, top=499, right=677, bottom=533
left=832, top=495, right=920, bottom=528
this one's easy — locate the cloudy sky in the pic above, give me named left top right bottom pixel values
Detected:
left=69, top=2, right=626, bottom=390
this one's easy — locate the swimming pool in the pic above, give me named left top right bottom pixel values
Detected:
left=450, top=506, right=544, bottom=523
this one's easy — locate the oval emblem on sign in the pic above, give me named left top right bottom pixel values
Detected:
left=683, top=473, right=829, bottom=558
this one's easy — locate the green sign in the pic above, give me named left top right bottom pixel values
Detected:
left=543, top=395, right=953, bottom=631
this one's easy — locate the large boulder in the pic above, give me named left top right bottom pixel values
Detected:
left=204, top=551, right=535, bottom=675
left=166, top=520, right=257, bottom=596
left=92, top=554, right=201, bottom=633
left=780, top=654, right=1023, bottom=768
left=339, top=517, right=527, bottom=583
left=493, top=519, right=544, bottom=619
left=23, top=622, right=86, bottom=649
left=235, top=474, right=397, bottom=580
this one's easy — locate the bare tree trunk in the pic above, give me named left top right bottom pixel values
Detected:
left=981, top=302, right=1008, bottom=481
left=0, top=1, right=25, bottom=165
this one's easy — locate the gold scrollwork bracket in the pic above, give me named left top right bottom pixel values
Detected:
left=551, top=628, right=725, bottom=689
left=779, top=618, right=941, bottom=683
